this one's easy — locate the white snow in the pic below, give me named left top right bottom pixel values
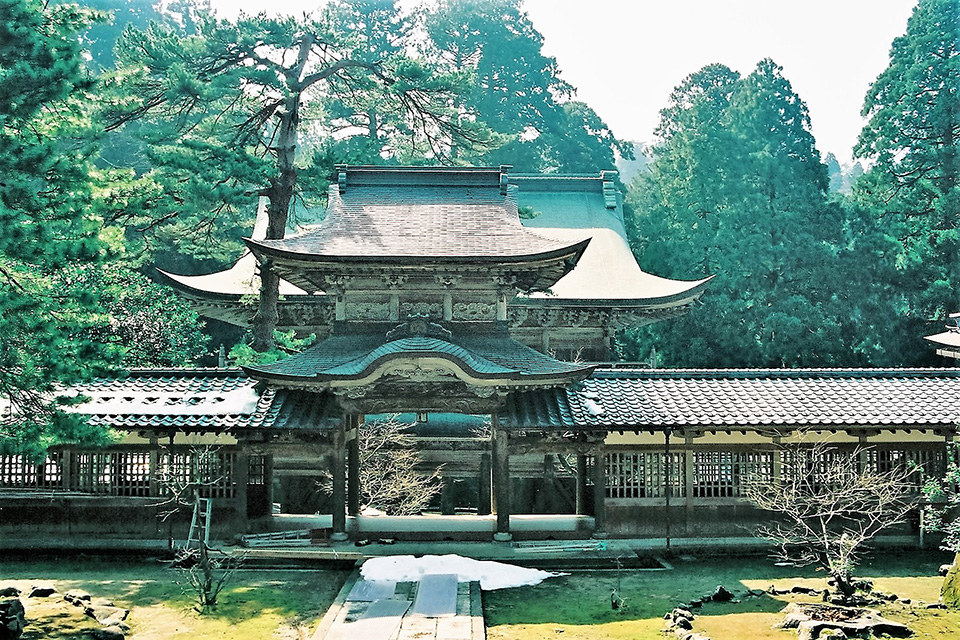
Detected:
left=360, top=554, right=565, bottom=591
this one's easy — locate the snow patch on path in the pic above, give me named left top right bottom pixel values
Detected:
left=360, top=554, right=565, bottom=590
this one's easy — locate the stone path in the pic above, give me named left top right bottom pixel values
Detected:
left=312, top=570, right=484, bottom=640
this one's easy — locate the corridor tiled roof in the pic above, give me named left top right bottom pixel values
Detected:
left=36, top=367, right=960, bottom=434
left=499, top=368, right=960, bottom=430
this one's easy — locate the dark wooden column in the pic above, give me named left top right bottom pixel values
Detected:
left=330, top=419, right=348, bottom=541
left=478, top=452, right=492, bottom=515
left=234, top=449, right=250, bottom=525
left=263, top=453, right=275, bottom=515
left=347, top=415, right=361, bottom=517
left=575, top=453, right=588, bottom=515
left=492, top=419, right=512, bottom=541
left=591, top=447, right=607, bottom=538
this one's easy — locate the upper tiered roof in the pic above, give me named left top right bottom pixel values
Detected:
left=245, top=166, right=590, bottom=293
left=514, top=173, right=710, bottom=306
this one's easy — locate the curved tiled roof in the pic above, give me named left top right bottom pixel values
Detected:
left=500, top=368, right=960, bottom=430
left=247, top=183, right=586, bottom=261
left=244, top=328, right=594, bottom=384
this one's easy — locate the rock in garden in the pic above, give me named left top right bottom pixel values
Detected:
left=672, top=607, right=694, bottom=621
left=687, top=598, right=703, bottom=608
left=791, top=585, right=820, bottom=595
left=0, top=598, right=26, bottom=640
left=674, top=616, right=693, bottom=630
left=84, top=604, right=129, bottom=626
left=90, top=626, right=125, bottom=640
left=939, top=564, right=953, bottom=577
left=711, top=585, right=734, bottom=602
left=27, top=584, right=55, bottom=598
left=0, top=589, right=18, bottom=599
left=63, top=590, right=91, bottom=606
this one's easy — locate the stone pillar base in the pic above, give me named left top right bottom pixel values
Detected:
left=330, top=532, right=350, bottom=542
left=493, top=532, right=513, bottom=542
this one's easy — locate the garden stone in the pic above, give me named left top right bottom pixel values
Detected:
left=672, top=607, right=694, bottom=621
left=84, top=604, right=128, bottom=626
left=674, top=616, right=693, bottom=630
left=819, top=629, right=847, bottom=639
left=64, top=590, right=91, bottom=606
left=687, top=598, right=703, bottom=608
left=941, top=553, right=960, bottom=609
left=0, top=598, right=25, bottom=640
left=90, top=626, right=125, bottom=640
left=0, top=589, right=18, bottom=599
left=711, top=585, right=734, bottom=602
left=27, top=584, right=55, bottom=598
left=791, top=586, right=820, bottom=595
left=938, top=564, right=953, bottom=577
left=900, top=598, right=911, bottom=605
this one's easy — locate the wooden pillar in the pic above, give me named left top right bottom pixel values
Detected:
left=492, top=420, right=512, bottom=541
left=478, top=452, right=492, bottom=516
left=591, top=447, right=607, bottom=538
left=664, top=430, right=672, bottom=549
left=234, top=449, right=250, bottom=523
left=857, top=433, right=870, bottom=474
left=684, top=433, right=695, bottom=527
left=263, top=453, right=275, bottom=514
left=330, top=421, right=348, bottom=541
left=771, top=435, right=782, bottom=484
left=576, top=453, right=588, bottom=515
left=347, top=416, right=361, bottom=517
left=62, top=447, right=75, bottom=491
left=148, top=436, right=159, bottom=498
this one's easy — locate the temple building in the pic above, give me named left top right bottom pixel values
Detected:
left=1, top=165, right=958, bottom=543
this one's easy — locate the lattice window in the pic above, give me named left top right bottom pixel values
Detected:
left=603, top=451, right=684, bottom=498
left=606, top=452, right=645, bottom=498
left=693, top=450, right=773, bottom=498
left=157, top=450, right=235, bottom=499
left=0, top=452, right=63, bottom=488
left=248, top=455, right=266, bottom=485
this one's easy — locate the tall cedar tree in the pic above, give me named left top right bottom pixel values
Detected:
left=107, top=9, right=478, bottom=352
left=421, top=0, right=631, bottom=173
left=0, top=0, right=120, bottom=452
left=854, top=0, right=960, bottom=353
left=626, top=60, right=848, bottom=367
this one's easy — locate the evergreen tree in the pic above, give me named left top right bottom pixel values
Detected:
left=422, top=0, right=630, bottom=172
left=854, top=0, right=960, bottom=352
left=626, top=60, right=848, bottom=367
left=107, top=10, right=475, bottom=352
left=0, top=0, right=120, bottom=452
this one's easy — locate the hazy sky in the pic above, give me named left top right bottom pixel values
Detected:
left=209, top=0, right=918, bottom=163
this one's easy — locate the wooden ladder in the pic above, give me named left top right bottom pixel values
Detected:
left=187, top=496, right=212, bottom=547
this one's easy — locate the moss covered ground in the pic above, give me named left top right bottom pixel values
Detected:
left=1, top=555, right=348, bottom=639
left=483, top=550, right=960, bottom=640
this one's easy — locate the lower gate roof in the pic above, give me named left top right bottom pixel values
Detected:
left=36, top=367, right=960, bottom=436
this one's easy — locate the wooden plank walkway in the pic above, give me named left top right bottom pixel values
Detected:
left=313, top=569, right=484, bottom=640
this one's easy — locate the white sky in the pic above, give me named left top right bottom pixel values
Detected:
left=209, top=0, right=918, bottom=163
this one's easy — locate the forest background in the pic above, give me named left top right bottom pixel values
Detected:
left=0, top=0, right=956, bottom=450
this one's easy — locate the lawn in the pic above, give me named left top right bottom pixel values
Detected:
left=0, top=555, right=349, bottom=639
left=483, top=550, right=960, bottom=640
